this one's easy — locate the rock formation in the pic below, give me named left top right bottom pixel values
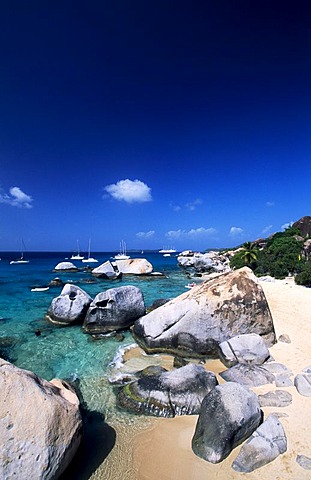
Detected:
left=91, top=260, right=121, bottom=279
left=133, top=267, right=276, bottom=358
left=218, top=333, right=271, bottom=367
left=192, top=382, right=262, bottom=463
left=117, top=363, right=218, bottom=417
left=0, top=359, right=82, bottom=479
left=114, top=258, right=153, bottom=275
left=83, top=285, right=145, bottom=333
left=53, top=261, right=79, bottom=272
left=232, top=414, right=287, bottom=472
left=46, top=284, right=92, bottom=325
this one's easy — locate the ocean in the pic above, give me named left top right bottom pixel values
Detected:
left=0, top=250, right=189, bottom=478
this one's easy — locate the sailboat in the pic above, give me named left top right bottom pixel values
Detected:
left=114, top=240, right=130, bottom=260
left=82, top=239, right=98, bottom=263
left=10, top=239, right=29, bottom=264
left=71, top=240, right=84, bottom=260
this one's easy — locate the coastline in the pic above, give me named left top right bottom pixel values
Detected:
left=128, top=278, right=311, bottom=479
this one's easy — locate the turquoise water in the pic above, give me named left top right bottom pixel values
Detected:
left=0, top=251, right=188, bottom=421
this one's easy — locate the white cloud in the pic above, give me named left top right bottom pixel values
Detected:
left=282, top=221, right=293, bottom=231
left=188, top=227, right=217, bottom=237
left=266, top=201, right=275, bottom=207
left=229, top=226, right=244, bottom=237
left=166, top=227, right=217, bottom=240
left=0, top=186, right=33, bottom=208
left=136, top=230, right=155, bottom=238
left=169, top=202, right=181, bottom=212
left=169, top=199, right=202, bottom=212
left=262, top=225, right=273, bottom=234
left=185, top=198, right=203, bottom=211
left=104, top=179, right=152, bottom=203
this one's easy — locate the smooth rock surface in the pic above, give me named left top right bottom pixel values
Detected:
left=83, top=285, right=145, bottom=333
left=117, top=363, right=218, bottom=417
left=218, top=333, right=270, bottom=367
left=92, top=260, right=121, bottom=279
left=133, top=267, right=276, bottom=358
left=53, top=261, right=79, bottom=272
left=192, top=382, right=262, bottom=463
left=232, top=414, right=287, bottom=472
left=46, top=284, right=92, bottom=325
left=258, top=390, right=292, bottom=407
left=114, top=258, right=153, bottom=275
left=294, top=373, right=311, bottom=396
left=220, top=364, right=275, bottom=386
left=0, top=359, right=82, bottom=480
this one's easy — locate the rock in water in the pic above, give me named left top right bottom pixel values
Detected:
left=117, top=363, right=218, bottom=417
left=46, top=284, right=92, bottom=325
left=0, top=359, right=82, bottom=479
left=53, top=261, right=79, bottom=272
left=133, top=267, right=276, bottom=358
left=114, top=258, right=153, bottom=275
left=232, top=414, right=287, bottom=472
left=83, top=285, right=145, bottom=333
left=192, top=382, right=262, bottom=463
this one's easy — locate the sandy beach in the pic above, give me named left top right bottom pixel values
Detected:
left=129, top=278, right=311, bottom=479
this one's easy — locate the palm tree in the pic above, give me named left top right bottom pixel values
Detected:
left=241, top=242, right=258, bottom=266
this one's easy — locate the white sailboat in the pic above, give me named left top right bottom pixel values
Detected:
left=71, top=240, right=84, bottom=260
left=82, top=239, right=98, bottom=263
left=114, top=240, right=130, bottom=260
left=10, top=239, right=29, bottom=264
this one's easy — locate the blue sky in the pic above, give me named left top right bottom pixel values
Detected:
left=0, top=0, right=310, bottom=252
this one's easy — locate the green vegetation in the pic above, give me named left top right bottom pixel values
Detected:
left=229, top=225, right=311, bottom=285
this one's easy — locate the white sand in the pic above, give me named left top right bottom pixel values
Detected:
left=132, top=279, right=311, bottom=479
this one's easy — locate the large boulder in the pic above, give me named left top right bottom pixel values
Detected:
left=91, top=260, right=121, bottom=279
left=114, top=258, right=153, bottom=275
left=192, top=382, right=262, bottom=463
left=53, top=262, right=79, bottom=272
left=177, top=251, right=231, bottom=274
left=83, top=285, right=145, bottom=333
left=46, top=284, right=92, bottom=325
left=232, top=414, right=287, bottom=472
left=220, top=364, right=275, bottom=387
left=117, top=363, right=218, bottom=417
left=292, top=215, right=311, bottom=237
left=133, top=267, right=276, bottom=359
left=218, top=333, right=270, bottom=367
left=0, top=359, right=82, bottom=479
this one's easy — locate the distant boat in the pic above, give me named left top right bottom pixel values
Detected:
left=82, top=239, right=98, bottom=263
left=114, top=240, right=130, bottom=260
left=10, top=239, right=29, bottom=264
left=31, top=286, right=50, bottom=292
left=159, top=247, right=176, bottom=254
left=71, top=240, right=84, bottom=260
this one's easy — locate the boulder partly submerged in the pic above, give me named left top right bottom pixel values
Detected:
left=117, top=363, right=218, bottom=417
left=91, top=260, right=122, bottom=279
left=46, top=284, right=92, bottom=325
left=83, top=285, right=145, bottom=334
left=0, top=359, right=82, bottom=479
left=53, top=261, right=79, bottom=272
left=114, top=258, right=153, bottom=275
left=133, top=267, right=276, bottom=359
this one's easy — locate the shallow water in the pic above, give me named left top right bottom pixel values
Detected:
left=0, top=251, right=189, bottom=478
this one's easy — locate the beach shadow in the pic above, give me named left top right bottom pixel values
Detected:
left=60, top=409, right=116, bottom=480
